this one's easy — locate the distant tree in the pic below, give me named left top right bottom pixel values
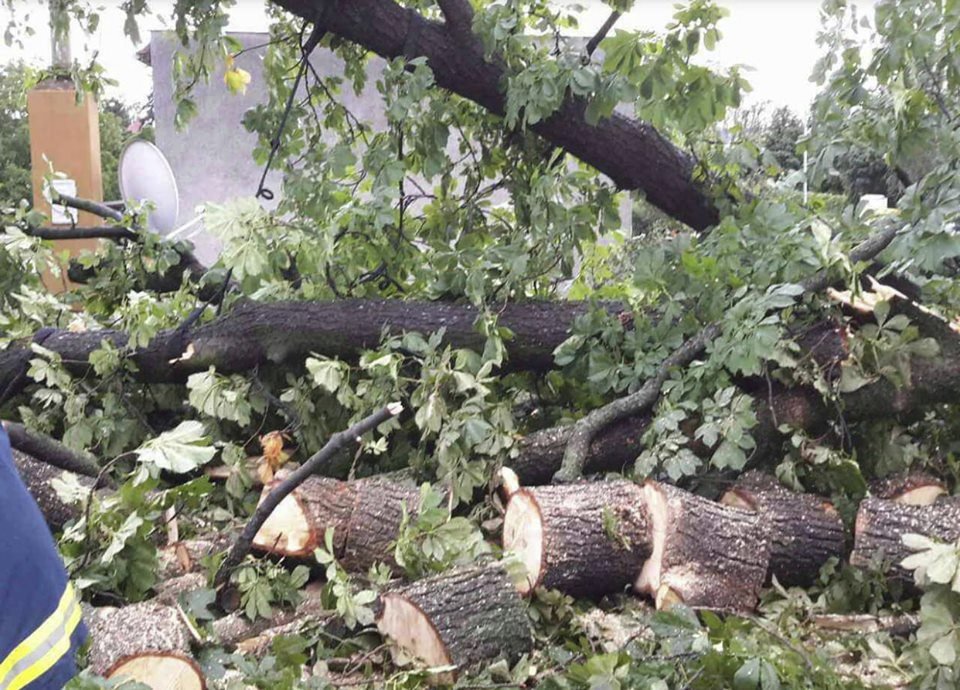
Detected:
left=0, top=62, right=34, bottom=208
left=763, top=106, right=803, bottom=171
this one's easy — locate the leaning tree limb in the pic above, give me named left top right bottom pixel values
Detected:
left=214, top=402, right=402, bottom=589
left=3, top=421, right=101, bottom=477
left=271, top=0, right=719, bottom=231
left=551, top=220, right=903, bottom=483
left=24, top=225, right=138, bottom=241
left=584, top=10, right=622, bottom=59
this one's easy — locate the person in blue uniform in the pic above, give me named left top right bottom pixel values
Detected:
left=0, top=423, right=86, bottom=690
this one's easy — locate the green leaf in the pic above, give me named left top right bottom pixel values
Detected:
left=135, top=421, right=217, bottom=474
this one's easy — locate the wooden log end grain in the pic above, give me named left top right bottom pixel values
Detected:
left=376, top=563, right=533, bottom=683
left=719, top=471, right=846, bottom=587
left=252, top=474, right=356, bottom=558
left=870, top=473, right=948, bottom=506
left=502, top=479, right=650, bottom=598
left=86, top=601, right=204, bottom=690
left=636, top=481, right=769, bottom=614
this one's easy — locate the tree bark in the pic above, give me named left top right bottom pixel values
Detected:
left=251, top=474, right=420, bottom=572
left=636, top=481, right=769, bottom=613
left=501, top=479, right=650, bottom=598
left=11, top=449, right=93, bottom=529
left=0, top=299, right=620, bottom=401
left=376, top=562, right=533, bottom=682
left=720, top=471, right=846, bottom=587
left=851, top=497, right=960, bottom=581
left=270, top=0, right=719, bottom=230
left=869, top=473, right=947, bottom=505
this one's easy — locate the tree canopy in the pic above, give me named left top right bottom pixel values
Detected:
left=3, top=0, right=960, bottom=688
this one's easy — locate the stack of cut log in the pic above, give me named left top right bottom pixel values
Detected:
left=15, top=447, right=960, bottom=688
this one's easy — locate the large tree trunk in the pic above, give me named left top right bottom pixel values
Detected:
left=0, top=299, right=619, bottom=401
left=636, top=482, right=769, bottom=613
left=376, top=562, right=533, bottom=683
left=851, top=497, right=960, bottom=581
left=720, top=472, right=846, bottom=587
left=271, top=0, right=719, bottom=231
left=502, top=479, right=651, bottom=598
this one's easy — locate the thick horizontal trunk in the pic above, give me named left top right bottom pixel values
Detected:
left=637, top=481, right=769, bottom=613
left=0, top=299, right=617, bottom=401
left=869, top=473, right=947, bottom=505
left=502, top=479, right=650, bottom=598
left=271, top=0, right=718, bottom=230
left=851, top=497, right=960, bottom=581
left=376, top=562, right=533, bottom=682
left=720, top=471, right=846, bottom=587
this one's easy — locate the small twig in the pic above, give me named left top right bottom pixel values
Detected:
left=214, top=402, right=403, bottom=590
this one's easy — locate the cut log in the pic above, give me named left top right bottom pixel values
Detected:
left=252, top=475, right=354, bottom=557
left=154, top=572, right=207, bottom=606
left=341, top=479, right=421, bottom=572
left=851, top=497, right=960, bottom=580
left=502, top=479, right=650, bottom=598
left=11, top=449, right=93, bottom=529
left=158, top=536, right=233, bottom=580
left=870, top=473, right=947, bottom=506
left=86, top=601, right=204, bottom=690
left=719, top=471, right=846, bottom=587
left=376, top=562, right=533, bottom=683
left=636, top=482, right=769, bottom=613
left=252, top=475, right=420, bottom=571
left=812, top=613, right=920, bottom=637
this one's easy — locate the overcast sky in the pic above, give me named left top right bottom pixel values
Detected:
left=0, top=0, right=870, bottom=116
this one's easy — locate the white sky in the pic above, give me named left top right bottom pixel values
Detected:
left=0, top=0, right=871, bottom=116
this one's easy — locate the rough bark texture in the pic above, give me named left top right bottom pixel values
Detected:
left=158, top=536, right=235, bottom=580
left=341, top=479, right=421, bottom=572
left=720, top=472, right=846, bottom=587
left=86, top=601, right=204, bottom=689
left=11, top=449, right=92, bottom=529
left=252, top=475, right=420, bottom=572
left=851, top=497, right=960, bottom=580
left=0, top=299, right=620, bottom=402
left=272, top=0, right=718, bottom=231
left=376, top=562, right=533, bottom=681
left=502, top=479, right=650, bottom=598
left=210, top=585, right=337, bottom=651
left=637, top=482, right=769, bottom=613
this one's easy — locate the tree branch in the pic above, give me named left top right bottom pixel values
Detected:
left=270, top=0, right=719, bottom=231
left=214, top=402, right=402, bottom=590
left=24, top=225, right=139, bottom=241
left=437, top=0, right=474, bottom=39
left=551, top=220, right=903, bottom=482
left=584, top=10, right=621, bottom=60
left=2, top=421, right=101, bottom=477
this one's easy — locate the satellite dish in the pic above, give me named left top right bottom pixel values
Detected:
left=118, top=140, right=180, bottom=235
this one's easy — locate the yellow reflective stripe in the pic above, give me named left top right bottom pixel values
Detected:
left=5, top=601, right=82, bottom=690
left=0, top=584, right=77, bottom=685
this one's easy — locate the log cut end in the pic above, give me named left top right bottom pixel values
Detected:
left=376, top=563, right=533, bottom=682
left=635, top=481, right=667, bottom=597
left=378, top=593, right=454, bottom=673
left=252, top=490, right=316, bottom=556
left=107, top=654, right=205, bottom=690
left=871, top=473, right=947, bottom=506
left=502, top=490, right=544, bottom=595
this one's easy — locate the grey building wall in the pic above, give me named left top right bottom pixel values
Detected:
left=147, top=31, right=631, bottom=265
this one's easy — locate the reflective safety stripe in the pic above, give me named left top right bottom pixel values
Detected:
left=0, top=584, right=82, bottom=690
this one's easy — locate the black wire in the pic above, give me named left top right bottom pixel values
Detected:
left=254, top=16, right=329, bottom=201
